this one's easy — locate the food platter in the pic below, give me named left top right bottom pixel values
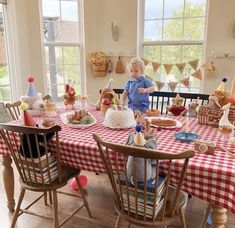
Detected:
left=60, top=112, right=96, bottom=128
left=146, top=117, right=182, bottom=129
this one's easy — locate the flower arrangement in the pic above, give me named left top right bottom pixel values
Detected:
left=88, top=52, right=108, bottom=77
left=88, top=52, right=108, bottom=66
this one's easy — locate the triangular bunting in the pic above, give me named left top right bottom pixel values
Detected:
left=202, top=60, right=215, bottom=71
left=142, top=58, right=149, bottom=66
left=176, top=63, right=186, bottom=74
left=192, top=69, right=202, bottom=80
left=152, top=62, right=161, bottom=72
left=180, top=77, right=190, bottom=88
left=167, top=81, right=178, bottom=92
left=163, top=64, right=173, bottom=74
left=155, top=80, right=165, bottom=91
left=188, top=59, right=199, bottom=71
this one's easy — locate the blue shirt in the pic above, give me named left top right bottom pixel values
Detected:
left=124, top=76, right=153, bottom=112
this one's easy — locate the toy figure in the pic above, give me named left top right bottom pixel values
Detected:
left=181, top=97, right=199, bottom=118
left=167, top=93, right=185, bottom=116
left=63, top=81, right=78, bottom=109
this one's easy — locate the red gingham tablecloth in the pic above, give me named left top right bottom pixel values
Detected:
left=0, top=109, right=235, bottom=213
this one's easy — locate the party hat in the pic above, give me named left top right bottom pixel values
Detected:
left=106, top=78, right=113, bottom=89
left=134, top=124, right=146, bottom=146
left=216, top=77, right=227, bottom=92
left=26, top=76, right=37, bottom=97
left=20, top=103, right=37, bottom=126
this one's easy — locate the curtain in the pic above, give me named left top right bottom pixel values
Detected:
left=0, top=0, right=7, bottom=4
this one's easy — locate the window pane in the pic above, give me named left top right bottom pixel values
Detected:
left=143, top=45, right=161, bottom=62
left=163, top=19, right=183, bottom=41
left=42, top=0, right=60, bottom=18
left=0, top=5, right=11, bottom=101
left=44, top=20, right=62, bottom=42
left=61, top=0, right=78, bottom=22
left=162, top=45, right=181, bottom=64
left=63, top=46, right=80, bottom=64
left=164, top=0, right=184, bottom=18
left=61, top=22, right=79, bottom=42
left=145, top=0, right=163, bottom=19
left=184, top=18, right=205, bottom=40
left=64, top=65, right=80, bottom=84
left=182, top=45, right=202, bottom=62
left=185, top=0, right=206, bottom=17
left=144, top=20, right=162, bottom=41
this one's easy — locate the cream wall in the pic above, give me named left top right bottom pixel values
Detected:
left=84, top=0, right=136, bottom=102
left=204, top=0, right=235, bottom=94
left=10, top=0, right=235, bottom=101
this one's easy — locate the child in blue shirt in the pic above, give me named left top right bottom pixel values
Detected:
left=121, top=57, right=154, bottom=112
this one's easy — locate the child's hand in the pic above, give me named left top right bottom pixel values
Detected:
left=137, top=88, right=147, bottom=93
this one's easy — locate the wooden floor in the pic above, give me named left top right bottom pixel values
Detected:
left=0, top=164, right=235, bottom=228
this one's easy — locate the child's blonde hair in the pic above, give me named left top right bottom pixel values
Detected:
left=127, top=57, right=145, bottom=73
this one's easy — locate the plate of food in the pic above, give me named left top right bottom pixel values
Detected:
left=60, top=110, right=96, bottom=128
left=147, top=117, right=182, bottom=129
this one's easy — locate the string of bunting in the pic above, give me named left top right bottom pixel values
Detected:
left=143, top=58, right=215, bottom=92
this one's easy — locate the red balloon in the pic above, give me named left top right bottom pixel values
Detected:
left=69, top=175, right=88, bottom=190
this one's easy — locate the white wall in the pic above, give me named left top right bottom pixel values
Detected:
left=204, top=0, right=235, bottom=94
left=9, top=0, right=235, bottom=101
left=84, top=0, right=136, bottom=102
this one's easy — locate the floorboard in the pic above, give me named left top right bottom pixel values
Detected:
left=0, top=164, right=235, bottom=227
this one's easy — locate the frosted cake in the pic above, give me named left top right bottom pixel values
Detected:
left=103, top=107, right=136, bottom=129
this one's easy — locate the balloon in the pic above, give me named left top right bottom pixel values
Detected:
left=69, top=175, right=88, bottom=191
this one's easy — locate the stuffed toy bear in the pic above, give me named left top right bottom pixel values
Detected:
left=20, top=93, right=45, bottom=116
left=20, top=76, right=45, bottom=116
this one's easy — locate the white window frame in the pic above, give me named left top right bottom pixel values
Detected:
left=39, top=0, right=86, bottom=101
left=137, top=0, right=209, bottom=93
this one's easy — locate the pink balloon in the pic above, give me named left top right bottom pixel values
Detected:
left=69, top=175, right=88, bottom=190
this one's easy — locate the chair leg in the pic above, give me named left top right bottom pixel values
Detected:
left=179, top=206, right=187, bottom=228
left=200, top=203, right=212, bottom=228
left=52, top=190, right=59, bottom=228
left=49, top=191, right=53, bottom=204
left=11, top=188, right=25, bottom=228
left=115, top=214, right=121, bottom=228
left=44, top=191, right=48, bottom=206
left=75, top=176, right=92, bottom=218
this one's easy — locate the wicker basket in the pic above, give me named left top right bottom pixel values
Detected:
left=198, top=104, right=235, bottom=127
left=92, top=64, right=107, bottom=77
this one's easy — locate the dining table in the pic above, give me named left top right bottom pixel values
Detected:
left=0, top=107, right=235, bottom=228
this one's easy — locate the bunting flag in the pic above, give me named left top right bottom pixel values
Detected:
left=152, top=62, right=161, bottom=72
left=155, top=80, right=165, bottom=91
left=188, top=59, right=199, bottom=71
left=180, top=77, right=190, bottom=88
left=202, top=60, right=215, bottom=71
left=167, top=81, right=178, bottom=92
left=176, top=63, right=186, bottom=74
left=192, top=69, right=202, bottom=80
left=163, top=64, right=173, bottom=74
left=142, top=58, right=149, bottom=66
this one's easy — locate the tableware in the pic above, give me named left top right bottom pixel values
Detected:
left=147, top=117, right=182, bottom=129
left=60, top=111, right=96, bottom=128
left=175, top=132, right=198, bottom=142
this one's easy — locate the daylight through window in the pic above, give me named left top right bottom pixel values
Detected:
left=139, top=0, right=208, bottom=93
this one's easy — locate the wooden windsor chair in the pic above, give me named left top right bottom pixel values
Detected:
left=0, top=124, right=91, bottom=228
left=5, top=95, right=51, bottom=121
left=93, top=133, right=195, bottom=228
left=113, top=89, right=209, bottom=115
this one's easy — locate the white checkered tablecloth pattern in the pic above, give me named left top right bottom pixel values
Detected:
left=0, top=110, right=235, bottom=214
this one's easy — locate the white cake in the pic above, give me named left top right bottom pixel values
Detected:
left=103, top=107, right=136, bottom=129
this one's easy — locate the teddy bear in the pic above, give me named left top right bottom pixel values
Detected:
left=96, top=79, right=120, bottom=110
left=208, top=78, right=232, bottom=108
left=20, top=76, right=45, bottom=116
left=20, top=93, right=45, bottom=116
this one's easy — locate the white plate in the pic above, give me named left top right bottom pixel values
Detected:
left=60, top=112, right=96, bottom=128
left=146, top=117, right=182, bottom=129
